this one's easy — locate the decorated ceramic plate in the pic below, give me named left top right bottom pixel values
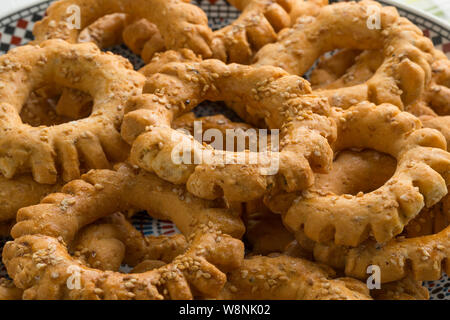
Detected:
left=0, top=0, right=448, bottom=300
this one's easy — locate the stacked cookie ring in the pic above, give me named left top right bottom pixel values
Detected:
left=0, top=0, right=449, bottom=300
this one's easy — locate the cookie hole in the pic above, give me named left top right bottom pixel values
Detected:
left=20, top=87, right=93, bottom=127
left=307, top=49, right=362, bottom=88
left=68, top=212, right=184, bottom=278
left=314, top=149, right=397, bottom=196
left=307, top=49, right=383, bottom=93
left=173, top=101, right=268, bottom=152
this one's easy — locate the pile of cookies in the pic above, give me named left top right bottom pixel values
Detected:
left=0, top=0, right=449, bottom=300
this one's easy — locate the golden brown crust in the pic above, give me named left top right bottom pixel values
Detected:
left=211, top=0, right=293, bottom=64
left=423, top=56, right=450, bottom=116
left=268, top=148, right=399, bottom=263
left=139, top=49, right=202, bottom=78
left=33, top=0, right=213, bottom=58
left=34, top=0, right=326, bottom=63
left=405, top=194, right=450, bottom=238
left=371, top=278, right=429, bottom=300
left=5, top=233, right=235, bottom=300
left=130, top=260, right=167, bottom=273
left=254, top=0, right=434, bottom=109
left=420, top=116, right=450, bottom=150
left=313, top=225, right=450, bottom=283
left=0, top=174, right=63, bottom=224
left=213, top=0, right=326, bottom=63
left=313, top=50, right=384, bottom=91
left=217, top=255, right=372, bottom=300
left=124, top=54, right=336, bottom=201
left=307, top=42, right=450, bottom=125
left=309, top=48, right=450, bottom=120
left=283, top=240, right=314, bottom=260
left=212, top=0, right=327, bottom=63
left=118, top=0, right=326, bottom=63
left=289, top=0, right=328, bottom=23
left=78, top=13, right=131, bottom=48
left=282, top=103, right=450, bottom=246
left=0, top=40, right=145, bottom=184
left=1, top=0, right=447, bottom=300
left=172, top=114, right=287, bottom=255
left=54, top=88, right=93, bottom=121
left=264, top=149, right=396, bottom=215
left=130, top=127, right=289, bottom=202
left=73, top=212, right=188, bottom=271
left=302, top=194, right=450, bottom=283
left=314, top=150, right=397, bottom=196
left=122, top=20, right=152, bottom=53
left=5, top=164, right=245, bottom=299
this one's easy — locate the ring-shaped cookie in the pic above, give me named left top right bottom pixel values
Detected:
left=33, top=0, right=213, bottom=58
left=254, top=0, right=434, bottom=109
left=308, top=48, right=450, bottom=119
left=118, top=0, right=326, bottom=63
left=4, top=164, right=244, bottom=299
left=209, top=0, right=326, bottom=64
left=35, top=0, right=325, bottom=63
left=307, top=195, right=450, bottom=283
left=123, top=54, right=336, bottom=202
left=0, top=39, right=145, bottom=184
left=283, top=102, right=450, bottom=246
left=318, top=225, right=450, bottom=283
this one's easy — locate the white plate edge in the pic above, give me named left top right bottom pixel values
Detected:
left=0, top=0, right=47, bottom=20
left=381, top=0, right=450, bottom=31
